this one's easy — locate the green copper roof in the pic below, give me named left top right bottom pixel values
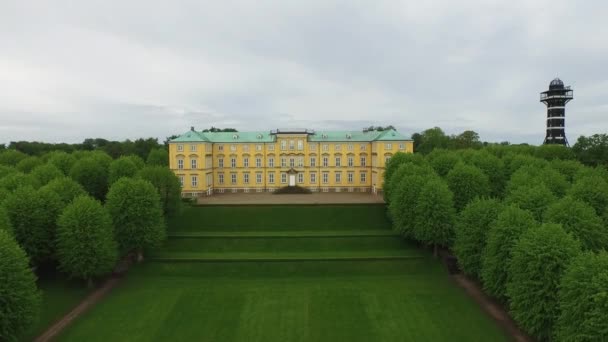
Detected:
left=170, top=128, right=411, bottom=143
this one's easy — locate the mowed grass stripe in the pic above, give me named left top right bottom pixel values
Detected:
left=168, top=205, right=392, bottom=232
left=167, top=229, right=399, bottom=238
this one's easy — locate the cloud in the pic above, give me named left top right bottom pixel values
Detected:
left=0, top=0, right=607, bottom=145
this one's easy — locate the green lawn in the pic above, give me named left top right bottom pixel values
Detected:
left=58, top=205, right=508, bottom=341
left=20, top=274, right=90, bottom=341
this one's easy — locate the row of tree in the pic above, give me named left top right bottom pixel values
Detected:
left=0, top=148, right=181, bottom=341
left=411, top=127, right=608, bottom=167
left=384, top=146, right=608, bottom=341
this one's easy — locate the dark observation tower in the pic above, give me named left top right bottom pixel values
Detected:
left=540, top=78, right=573, bottom=146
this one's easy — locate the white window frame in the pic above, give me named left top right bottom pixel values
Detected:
left=191, top=158, right=197, bottom=169
left=218, top=174, right=224, bottom=184
left=322, top=172, right=329, bottom=184
left=179, top=175, right=184, bottom=186
left=256, top=158, right=262, bottom=168
left=244, top=158, right=249, bottom=168
left=281, top=173, right=287, bottom=184
left=177, top=144, right=184, bottom=152
left=218, top=158, right=224, bottom=168
left=230, top=144, right=237, bottom=152
left=281, top=141, right=287, bottom=150
left=360, top=144, right=367, bottom=151
left=335, top=157, right=341, bottom=167
left=231, top=158, right=236, bottom=168
left=348, top=144, right=353, bottom=151
left=309, top=143, right=317, bottom=150
left=190, top=144, right=197, bottom=151
left=348, top=172, right=354, bottom=183
left=269, top=173, right=275, bottom=184
left=310, top=157, right=316, bottom=167
left=385, top=143, right=392, bottom=149
left=399, top=143, right=405, bottom=150
left=256, top=173, right=263, bottom=184
left=298, top=173, right=304, bottom=183
left=335, top=144, right=341, bottom=151
left=256, top=144, right=262, bottom=151
left=323, top=157, right=329, bottom=167
left=322, top=144, right=329, bottom=151
left=268, top=158, right=274, bottom=168
left=281, top=157, right=286, bottom=167
left=297, top=140, right=303, bottom=150
left=268, top=144, right=275, bottom=151
left=348, top=156, right=354, bottom=167
left=297, top=157, right=304, bottom=167
left=243, top=145, right=250, bottom=152
left=244, top=173, right=249, bottom=184
left=290, top=158, right=295, bottom=168
left=360, top=172, right=367, bottom=183
left=191, top=175, right=198, bottom=187
left=310, top=172, right=316, bottom=183
left=360, top=156, right=366, bottom=167
left=177, top=159, right=184, bottom=170
left=289, top=140, right=295, bottom=150
left=218, top=145, right=224, bottom=151
left=231, top=173, right=237, bottom=184
left=335, top=172, right=341, bottom=183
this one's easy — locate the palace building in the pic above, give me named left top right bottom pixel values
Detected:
left=168, top=128, right=414, bottom=196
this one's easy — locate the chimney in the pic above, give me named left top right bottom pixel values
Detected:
left=190, top=126, right=195, bottom=131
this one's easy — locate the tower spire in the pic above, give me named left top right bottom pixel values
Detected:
left=540, top=78, right=573, bottom=146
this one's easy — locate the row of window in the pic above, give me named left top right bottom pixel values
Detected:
left=176, top=155, right=396, bottom=170
left=179, top=172, right=369, bottom=187
left=177, top=143, right=405, bottom=152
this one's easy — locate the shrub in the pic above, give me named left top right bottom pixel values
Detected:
left=413, top=177, right=456, bottom=255
left=105, top=178, right=165, bottom=258
left=56, top=196, right=118, bottom=286
left=481, top=206, right=538, bottom=302
left=29, top=163, right=63, bottom=186
left=0, top=230, right=40, bottom=342
left=15, top=156, right=42, bottom=173
left=40, top=177, right=87, bottom=206
left=2, top=186, right=63, bottom=265
left=505, top=184, right=556, bottom=221
left=557, top=251, right=608, bottom=341
left=507, top=223, right=581, bottom=341
left=136, top=166, right=182, bottom=217
left=446, top=162, right=491, bottom=211
left=69, top=157, right=109, bottom=201
left=273, top=185, right=312, bottom=194
left=453, top=198, right=503, bottom=278
left=544, top=197, right=608, bottom=251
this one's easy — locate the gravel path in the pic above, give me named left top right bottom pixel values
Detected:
left=197, top=192, right=385, bottom=205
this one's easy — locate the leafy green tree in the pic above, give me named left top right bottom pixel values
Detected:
left=450, top=130, right=482, bottom=150
left=2, top=187, right=63, bottom=265
left=389, top=164, right=436, bottom=238
left=453, top=198, right=503, bottom=278
left=30, top=164, right=63, bottom=186
left=427, top=149, right=461, bottom=177
left=550, top=159, right=584, bottom=183
left=56, top=196, right=118, bottom=287
left=574, top=165, right=608, bottom=183
left=446, top=163, right=491, bottom=211
left=0, top=165, right=17, bottom=179
left=534, top=144, right=576, bottom=161
left=413, top=177, right=456, bottom=256
left=507, top=165, right=569, bottom=197
left=481, top=206, right=538, bottom=302
left=505, top=184, right=556, bottom=221
left=544, top=197, right=608, bottom=251
left=137, top=166, right=182, bottom=217
left=0, top=230, right=40, bottom=342
left=383, top=152, right=426, bottom=203
left=0, top=149, right=27, bottom=166
left=0, top=172, right=41, bottom=191
left=503, top=153, right=549, bottom=177
left=557, top=251, right=608, bottom=341
left=108, top=155, right=143, bottom=185
left=572, top=133, right=608, bottom=166
left=15, top=156, right=42, bottom=173
left=40, top=177, right=87, bottom=206
left=105, top=178, right=166, bottom=259
left=467, top=151, right=506, bottom=197
left=568, top=176, right=608, bottom=216
left=46, top=151, right=77, bottom=175
left=0, top=207, right=11, bottom=233
left=146, top=148, right=169, bottom=166
left=0, top=188, right=9, bottom=206
left=507, top=223, right=581, bottom=341
left=415, top=127, right=450, bottom=154
left=69, top=157, right=109, bottom=201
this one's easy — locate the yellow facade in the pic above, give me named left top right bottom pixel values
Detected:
left=169, top=129, right=413, bottom=196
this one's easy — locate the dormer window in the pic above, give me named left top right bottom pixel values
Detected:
left=233, top=134, right=239, bottom=140
left=346, top=134, right=352, bottom=139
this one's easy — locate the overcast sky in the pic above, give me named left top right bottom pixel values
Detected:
left=1, top=1, right=607, bottom=145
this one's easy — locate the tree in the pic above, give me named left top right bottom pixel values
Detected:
left=450, top=130, right=482, bottom=150
left=467, top=150, right=506, bottom=198
left=506, top=165, right=569, bottom=197
left=15, top=156, right=42, bottom=173
left=146, top=148, right=169, bottom=166
left=557, top=251, right=608, bottom=341
left=108, top=155, right=143, bottom=185
left=550, top=159, right=584, bottom=183
left=46, top=151, right=77, bottom=175
left=507, top=223, right=581, bottom=341
left=0, top=165, right=17, bottom=179
left=40, top=177, right=87, bottom=206
left=568, top=176, right=608, bottom=216
left=503, top=153, right=549, bottom=177
left=0, top=207, right=11, bottom=233
left=29, top=163, right=63, bottom=186
left=505, top=184, right=556, bottom=221
left=453, top=198, right=503, bottom=278
left=0, top=172, right=41, bottom=192
left=446, top=163, right=491, bottom=211
left=481, top=206, right=538, bottom=302
left=427, top=149, right=461, bottom=177
left=544, top=197, right=608, bottom=251
left=105, top=178, right=166, bottom=259
left=572, top=133, right=608, bottom=166
left=0, top=149, right=27, bottom=166
left=413, top=178, right=456, bottom=256
left=56, top=196, right=118, bottom=287
left=137, top=166, right=182, bottom=217
left=389, top=164, right=436, bottom=238
left=2, top=186, right=63, bottom=265
left=414, top=127, right=450, bottom=154
left=534, top=144, right=576, bottom=161
left=0, top=230, right=40, bottom=342
left=69, top=157, right=109, bottom=201
left=383, top=152, right=426, bottom=203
